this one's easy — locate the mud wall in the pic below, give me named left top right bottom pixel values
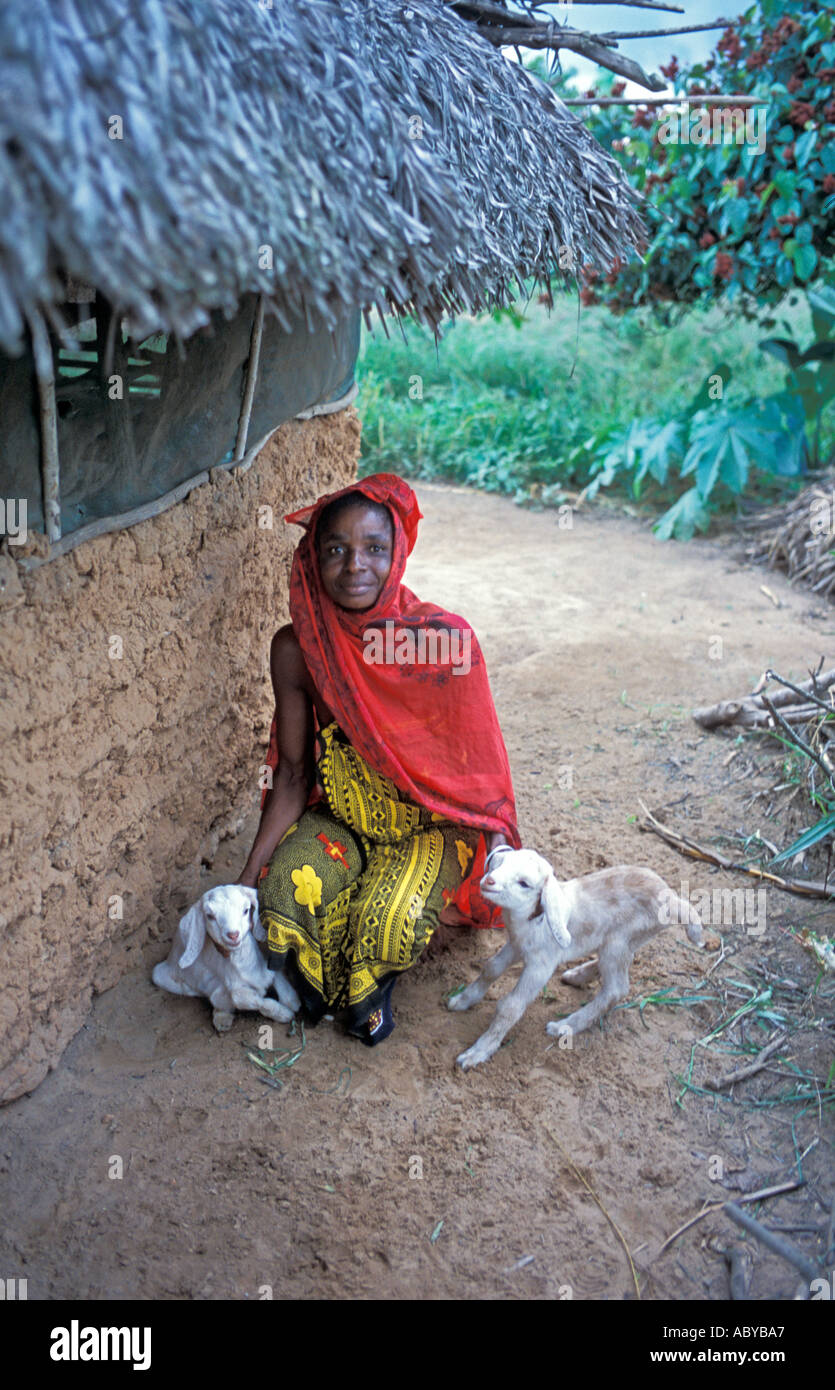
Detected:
left=0, top=409, right=361, bottom=1102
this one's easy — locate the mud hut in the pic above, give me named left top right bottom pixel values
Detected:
left=0, top=0, right=646, bottom=1101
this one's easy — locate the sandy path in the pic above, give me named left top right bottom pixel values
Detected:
left=2, top=483, right=832, bottom=1301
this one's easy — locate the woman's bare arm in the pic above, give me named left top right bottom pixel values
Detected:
left=237, top=626, right=315, bottom=888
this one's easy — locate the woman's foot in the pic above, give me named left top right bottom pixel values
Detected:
left=350, top=980, right=396, bottom=1046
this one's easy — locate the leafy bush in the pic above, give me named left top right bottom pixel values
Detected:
left=579, top=364, right=806, bottom=538
left=538, top=0, right=835, bottom=315
left=760, top=284, right=835, bottom=463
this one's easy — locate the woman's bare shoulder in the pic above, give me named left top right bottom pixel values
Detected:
left=270, top=624, right=306, bottom=683
left=270, top=624, right=334, bottom=725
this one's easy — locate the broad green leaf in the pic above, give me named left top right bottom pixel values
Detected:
left=773, top=169, right=797, bottom=199
left=771, top=810, right=835, bottom=865
left=809, top=287, right=835, bottom=340
left=683, top=409, right=777, bottom=498
left=760, top=336, right=803, bottom=369
left=794, top=129, right=818, bottom=169
left=634, top=419, right=684, bottom=487
left=654, top=487, right=711, bottom=542
left=724, top=198, right=751, bottom=238
left=791, top=243, right=818, bottom=281
left=802, top=343, right=835, bottom=365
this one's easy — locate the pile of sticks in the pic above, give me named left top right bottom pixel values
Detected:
left=693, top=665, right=835, bottom=748
left=742, top=475, right=835, bottom=599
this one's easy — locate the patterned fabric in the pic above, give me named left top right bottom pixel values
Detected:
left=258, top=722, right=481, bottom=1027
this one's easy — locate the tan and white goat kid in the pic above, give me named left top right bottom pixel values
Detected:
left=448, top=848, right=703, bottom=1069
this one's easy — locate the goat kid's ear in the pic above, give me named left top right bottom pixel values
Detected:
left=178, top=904, right=206, bottom=970
left=540, top=873, right=572, bottom=948
left=240, top=885, right=266, bottom=941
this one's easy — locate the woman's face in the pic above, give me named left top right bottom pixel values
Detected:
left=317, top=500, right=394, bottom=610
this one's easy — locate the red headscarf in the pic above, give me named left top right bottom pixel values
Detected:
left=266, top=474, right=519, bottom=924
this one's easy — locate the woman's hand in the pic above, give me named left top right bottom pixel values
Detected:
left=236, top=627, right=315, bottom=892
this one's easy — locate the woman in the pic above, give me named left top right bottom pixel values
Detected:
left=237, top=473, right=519, bottom=1045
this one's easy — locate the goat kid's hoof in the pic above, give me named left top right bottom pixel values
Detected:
left=212, top=1010, right=236, bottom=1032
left=546, top=1019, right=573, bottom=1039
left=456, top=1044, right=490, bottom=1070
left=447, top=991, right=471, bottom=1012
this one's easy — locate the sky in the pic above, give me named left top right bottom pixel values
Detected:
left=508, top=0, right=747, bottom=96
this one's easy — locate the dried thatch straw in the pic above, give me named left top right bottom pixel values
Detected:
left=742, top=475, right=835, bottom=599
left=0, top=0, right=645, bottom=355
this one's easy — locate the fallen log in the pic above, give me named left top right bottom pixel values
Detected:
left=693, top=666, right=835, bottom=730
left=693, top=701, right=824, bottom=729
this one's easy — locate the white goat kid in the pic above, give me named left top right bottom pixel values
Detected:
left=152, top=884, right=300, bottom=1032
left=448, top=848, right=703, bottom=1069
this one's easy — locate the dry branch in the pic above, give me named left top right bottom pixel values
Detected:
left=599, top=22, right=731, bottom=40
left=693, top=667, right=835, bottom=730
left=658, top=1180, right=804, bottom=1256
left=704, top=1029, right=790, bottom=1091
left=724, top=1204, right=821, bottom=1282
left=725, top=1245, right=752, bottom=1300
left=449, top=1, right=667, bottom=90
left=563, top=93, right=761, bottom=106
left=637, top=800, right=835, bottom=900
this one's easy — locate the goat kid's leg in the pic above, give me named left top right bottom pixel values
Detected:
left=229, top=987, right=294, bottom=1024
left=447, top=940, right=519, bottom=1012
left=546, top=952, right=630, bottom=1039
left=271, top=971, right=301, bottom=1014
left=457, top=958, right=553, bottom=1070
left=152, top=961, right=201, bottom=998
left=560, top=957, right=599, bottom=989
left=209, top=985, right=236, bottom=1032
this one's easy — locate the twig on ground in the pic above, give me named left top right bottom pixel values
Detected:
left=725, top=1245, right=753, bottom=1300
left=637, top=799, right=835, bottom=899
left=826, top=1197, right=835, bottom=1265
left=724, top=1203, right=821, bottom=1281
left=704, top=1029, right=790, bottom=1091
left=545, top=1126, right=641, bottom=1300
left=658, top=1180, right=804, bottom=1256
left=762, top=695, right=834, bottom=782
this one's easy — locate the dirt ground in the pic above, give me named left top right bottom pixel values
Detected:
left=2, top=481, right=834, bottom=1302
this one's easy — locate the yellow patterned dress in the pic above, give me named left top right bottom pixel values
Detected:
left=258, top=722, right=481, bottom=1037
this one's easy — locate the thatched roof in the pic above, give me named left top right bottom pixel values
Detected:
left=0, top=0, right=645, bottom=355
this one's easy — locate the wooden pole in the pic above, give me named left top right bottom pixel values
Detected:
left=235, top=296, right=266, bottom=462
left=27, top=309, right=61, bottom=543
left=563, top=94, right=764, bottom=107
